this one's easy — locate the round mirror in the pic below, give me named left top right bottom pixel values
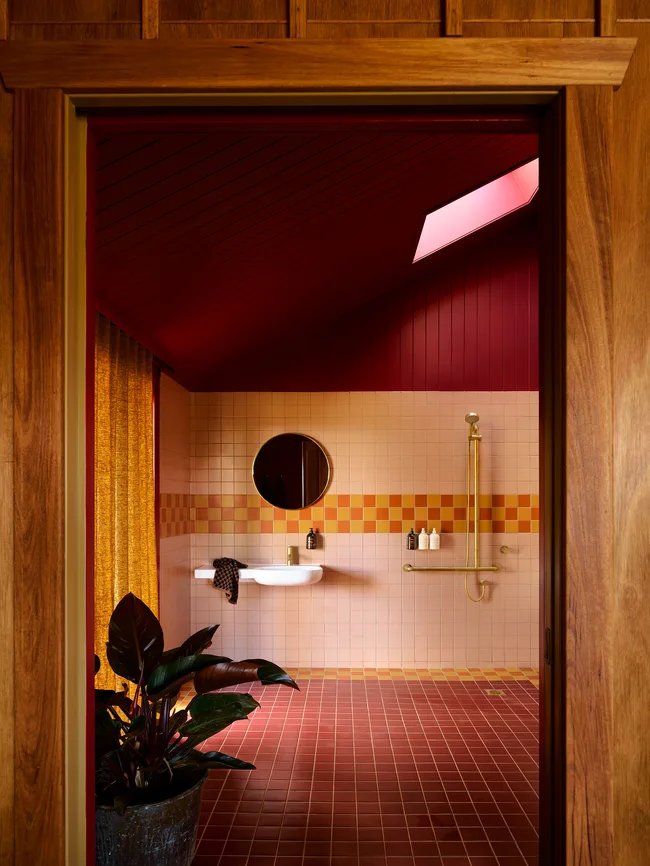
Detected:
left=252, top=433, right=330, bottom=510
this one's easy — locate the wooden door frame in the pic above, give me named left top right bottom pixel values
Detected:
left=0, top=38, right=634, bottom=866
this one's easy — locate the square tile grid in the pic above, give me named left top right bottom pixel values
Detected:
left=192, top=676, right=539, bottom=866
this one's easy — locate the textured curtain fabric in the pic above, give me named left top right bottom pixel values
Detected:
left=94, top=315, right=158, bottom=690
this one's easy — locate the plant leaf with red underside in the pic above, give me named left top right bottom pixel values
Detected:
left=106, top=593, right=164, bottom=685
left=194, top=659, right=299, bottom=693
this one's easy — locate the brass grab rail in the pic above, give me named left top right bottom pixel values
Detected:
left=403, top=563, right=500, bottom=573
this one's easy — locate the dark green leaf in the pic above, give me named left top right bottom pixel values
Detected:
left=95, top=687, right=132, bottom=715
left=179, top=706, right=251, bottom=738
left=194, top=659, right=299, bottom=694
left=158, top=625, right=221, bottom=665
left=124, top=714, right=146, bottom=739
left=188, top=692, right=259, bottom=718
left=178, top=749, right=255, bottom=771
left=146, top=653, right=227, bottom=698
left=95, top=709, right=122, bottom=759
left=106, top=593, right=164, bottom=685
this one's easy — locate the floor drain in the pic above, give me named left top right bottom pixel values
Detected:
left=486, top=689, right=505, bottom=696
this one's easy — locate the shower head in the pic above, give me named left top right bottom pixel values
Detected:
left=465, top=412, right=480, bottom=425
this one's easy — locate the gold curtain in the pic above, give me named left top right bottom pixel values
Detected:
left=94, top=315, right=158, bottom=690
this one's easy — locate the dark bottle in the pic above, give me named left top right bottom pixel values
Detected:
left=407, top=528, right=418, bottom=550
left=306, top=527, right=317, bottom=550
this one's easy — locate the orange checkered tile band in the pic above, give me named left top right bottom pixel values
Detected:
left=180, top=492, right=539, bottom=536
left=159, top=493, right=194, bottom=539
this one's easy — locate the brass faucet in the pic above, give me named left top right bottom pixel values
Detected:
left=287, top=546, right=297, bottom=566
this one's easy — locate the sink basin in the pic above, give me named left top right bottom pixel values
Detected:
left=194, top=565, right=322, bottom=586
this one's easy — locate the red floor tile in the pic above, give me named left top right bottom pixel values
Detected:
left=192, top=678, right=539, bottom=865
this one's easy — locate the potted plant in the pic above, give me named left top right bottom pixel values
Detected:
left=95, top=593, right=298, bottom=866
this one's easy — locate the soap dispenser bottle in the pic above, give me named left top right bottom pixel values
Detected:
left=429, top=528, right=440, bottom=550
left=407, top=528, right=417, bottom=550
left=418, top=528, right=429, bottom=550
left=306, top=527, right=317, bottom=550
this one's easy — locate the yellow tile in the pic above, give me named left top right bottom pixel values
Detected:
left=324, top=494, right=337, bottom=507
left=427, top=494, right=441, bottom=506
left=453, top=520, right=467, bottom=533
left=311, top=508, right=324, bottom=521
left=350, top=494, right=363, bottom=507
left=415, top=507, right=428, bottom=521
left=441, top=507, right=454, bottom=520
left=299, top=520, right=311, bottom=533
left=350, top=520, right=363, bottom=533
left=195, top=494, right=208, bottom=507
left=207, top=508, right=221, bottom=519
left=338, top=507, right=350, bottom=521
left=195, top=520, right=208, bottom=534
left=273, top=521, right=286, bottom=533
left=531, top=494, right=539, bottom=507
left=505, top=520, right=519, bottom=533
left=402, top=520, right=413, bottom=533
left=248, top=521, right=261, bottom=534
left=505, top=494, right=518, bottom=507
left=389, top=507, right=402, bottom=520
left=376, top=520, right=390, bottom=533
left=222, top=494, right=235, bottom=507
left=479, top=494, right=491, bottom=507
left=325, top=520, right=338, bottom=533
left=247, top=494, right=260, bottom=507
left=402, top=494, right=415, bottom=507
left=286, top=510, right=300, bottom=521
left=221, top=520, right=234, bottom=533
left=493, top=507, right=505, bottom=520
left=235, top=508, right=247, bottom=520
left=376, top=494, right=389, bottom=507
left=531, top=520, right=540, bottom=533
left=479, top=520, right=492, bottom=533
left=364, top=507, right=377, bottom=520
left=519, top=507, right=531, bottom=521
left=261, top=507, right=273, bottom=520
left=453, top=494, right=466, bottom=507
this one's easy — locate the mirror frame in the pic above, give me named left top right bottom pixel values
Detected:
left=251, top=432, right=332, bottom=509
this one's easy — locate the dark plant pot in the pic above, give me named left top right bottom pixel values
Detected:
left=96, top=770, right=207, bottom=866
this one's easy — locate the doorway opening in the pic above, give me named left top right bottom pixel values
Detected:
left=87, top=106, right=551, bottom=866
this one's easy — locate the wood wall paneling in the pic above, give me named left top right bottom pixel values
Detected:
left=0, top=0, right=6, bottom=40
left=8, top=0, right=142, bottom=40
left=0, top=38, right=636, bottom=89
left=13, top=87, right=66, bottom=866
left=160, top=0, right=288, bottom=39
left=0, top=79, right=13, bottom=866
left=598, top=0, right=617, bottom=35
left=564, top=84, right=614, bottom=866
left=445, top=0, right=462, bottom=36
left=612, top=24, right=650, bottom=866
left=142, top=0, right=160, bottom=37
left=289, top=0, right=307, bottom=37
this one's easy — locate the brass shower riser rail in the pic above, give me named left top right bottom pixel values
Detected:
left=403, top=564, right=500, bottom=573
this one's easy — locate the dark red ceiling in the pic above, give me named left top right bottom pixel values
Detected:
left=90, top=111, right=539, bottom=389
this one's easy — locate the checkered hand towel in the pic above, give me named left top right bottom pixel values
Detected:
left=212, top=558, right=247, bottom=605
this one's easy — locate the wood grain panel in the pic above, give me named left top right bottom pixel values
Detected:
left=308, top=0, right=442, bottom=20
left=617, top=0, right=647, bottom=20
left=0, top=80, right=13, bottom=866
left=13, top=87, right=65, bottom=866
left=598, top=0, right=617, bottom=34
left=161, top=0, right=287, bottom=18
left=289, top=0, right=307, bottom=37
left=463, top=0, right=595, bottom=18
left=564, top=84, right=614, bottom=866
left=160, top=22, right=287, bottom=37
left=612, top=25, right=650, bottom=866
left=8, top=0, right=141, bottom=20
left=0, top=1, right=6, bottom=40
left=10, top=23, right=141, bottom=38
left=445, top=0, right=462, bottom=35
left=0, top=38, right=636, bottom=89
left=464, top=21, right=565, bottom=35
left=307, top=22, right=441, bottom=35
left=142, top=0, right=160, bottom=37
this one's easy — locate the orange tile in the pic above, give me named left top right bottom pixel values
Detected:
left=325, top=507, right=337, bottom=520
left=453, top=507, right=465, bottom=520
left=480, top=507, right=491, bottom=520
left=338, top=520, right=350, bottom=533
left=518, top=494, right=530, bottom=506
left=376, top=507, right=389, bottom=520
left=428, top=507, right=440, bottom=519
left=234, top=520, right=247, bottom=534
left=403, top=507, right=414, bottom=520
left=351, top=507, right=363, bottom=520
left=300, top=508, right=311, bottom=518
left=363, top=494, right=376, bottom=506
left=222, top=507, right=234, bottom=520
left=441, top=494, right=453, bottom=507
left=493, top=520, right=505, bottom=533
left=248, top=507, right=260, bottom=520
left=389, top=520, right=402, bottom=533
left=261, top=520, right=273, bottom=533
left=287, top=520, right=299, bottom=533
left=518, top=520, right=531, bottom=532
left=505, top=507, right=517, bottom=520
left=441, top=521, right=453, bottom=533
left=234, top=494, right=247, bottom=507
left=312, top=521, right=325, bottom=533
left=363, top=520, right=376, bottom=533
left=493, top=494, right=505, bottom=507
left=389, top=494, right=401, bottom=507
left=208, top=494, right=220, bottom=507
left=532, top=507, right=540, bottom=520
left=274, top=508, right=286, bottom=519
left=338, top=494, right=350, bottom=507
left=414, top=494, right=427, bottom=507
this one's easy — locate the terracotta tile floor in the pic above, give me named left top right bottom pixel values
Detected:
left=192, top=674, right=539, bottom=866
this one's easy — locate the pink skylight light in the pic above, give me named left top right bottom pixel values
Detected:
left=413, top=158, right=539, bottom=263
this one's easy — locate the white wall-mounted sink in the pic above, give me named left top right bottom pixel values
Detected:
left=194, top=565, right=323, bottom=586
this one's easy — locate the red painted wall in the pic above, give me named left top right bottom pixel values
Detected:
left=202, top=215, right=538, bottom=392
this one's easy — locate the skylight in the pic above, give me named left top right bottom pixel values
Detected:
left=413, top=158, right=539, bottom=263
